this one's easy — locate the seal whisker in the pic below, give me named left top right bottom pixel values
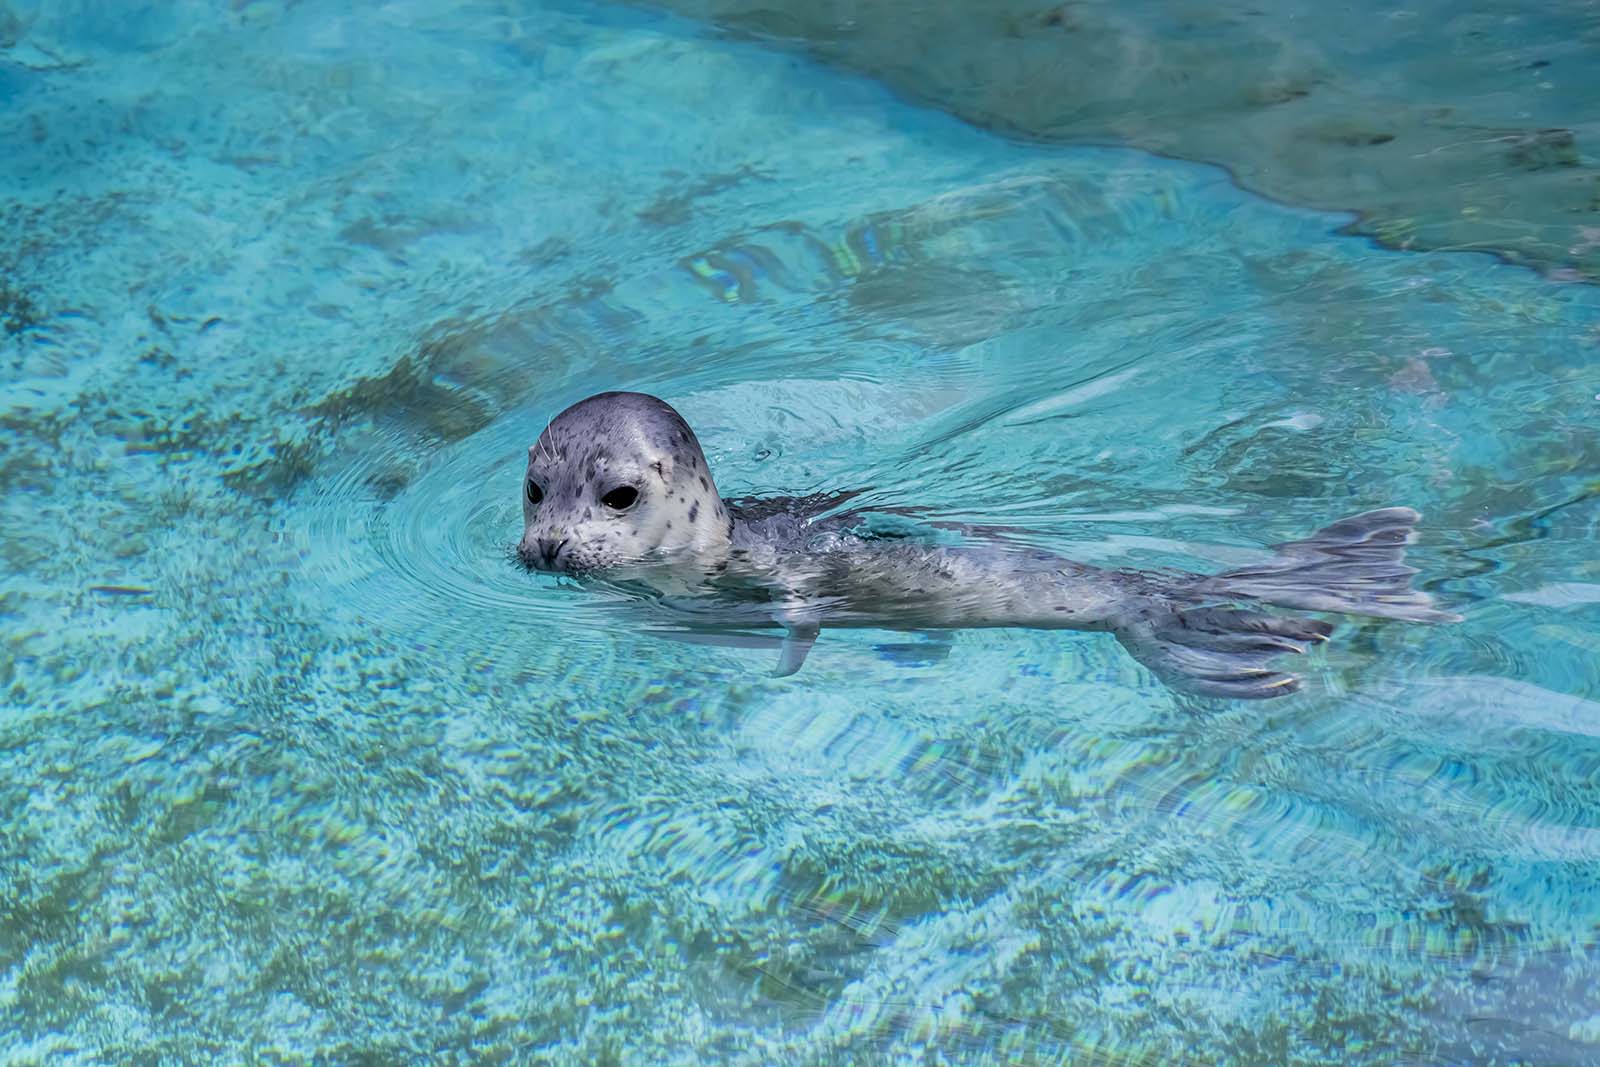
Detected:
left=534, top=413, right=557, bottom=467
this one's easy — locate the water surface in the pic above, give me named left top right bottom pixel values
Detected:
left=2, top=1, right=1599, bottom=1063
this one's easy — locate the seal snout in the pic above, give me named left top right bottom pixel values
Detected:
left=540, top=537, right=569, bottom=568
left=518, top=534, right=569, bottom=575
left=516, top=534, right=569, bottom=572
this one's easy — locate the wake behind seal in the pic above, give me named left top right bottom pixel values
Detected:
left=515, top=391, right=1457, bottom=698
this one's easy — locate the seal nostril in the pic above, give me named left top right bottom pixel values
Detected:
left=538, top=537, right=569, bottom=566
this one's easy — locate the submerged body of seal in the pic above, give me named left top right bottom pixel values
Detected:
left=516, top=391, right=1456, bottom=698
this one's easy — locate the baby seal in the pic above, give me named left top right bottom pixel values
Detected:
left=516, top=391, right=1456, bottom=698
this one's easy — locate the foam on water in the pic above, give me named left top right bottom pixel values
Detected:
left=3, top=1, right=1600, bottom=1064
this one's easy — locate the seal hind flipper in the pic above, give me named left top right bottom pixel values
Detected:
left=1114, top=607, right=1331, bottom=699
left=1115, top=507, right=1455, bottom=699
left=1199, top=507, right=1460, bottom=623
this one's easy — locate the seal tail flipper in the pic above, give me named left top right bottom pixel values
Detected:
left=1114, top=607, right=1333, bottom=699
left=1198, top=506, right=1460, bottom=623
left=1113, top=507, right=1456, bottom=699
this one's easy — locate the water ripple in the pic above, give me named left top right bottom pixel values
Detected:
left=12, top=4, right=1600, bottom=1059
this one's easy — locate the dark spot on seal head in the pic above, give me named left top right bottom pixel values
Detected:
left=699, top=477, right=708, bottom=490
left=688, top=502, right=699, bottom=523
left=665, top=521, right=672, bottom=529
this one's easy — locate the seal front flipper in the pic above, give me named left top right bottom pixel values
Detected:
left=643, top=627, right=788, bottom=653
left=643, top=623, right=817, bottom=675
left=774, top=620, right=820, bottom=677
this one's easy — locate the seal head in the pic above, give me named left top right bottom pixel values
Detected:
left=517, top=391, right=732, bottom=574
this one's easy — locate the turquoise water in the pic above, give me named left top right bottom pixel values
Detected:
left=3, top=2, right=1600, bottom=1063
left=656, top=0, right=1600, bottom=282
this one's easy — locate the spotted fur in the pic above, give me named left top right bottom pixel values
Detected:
left=517, top=393, right=1456, bottom=698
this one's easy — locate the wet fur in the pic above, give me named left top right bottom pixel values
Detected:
left=519, top=394, right=1456, bottom=698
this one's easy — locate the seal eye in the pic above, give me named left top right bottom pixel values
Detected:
left=526, top=480, right=543, bottom=505
left=601, top=485, right=638, bottom=511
